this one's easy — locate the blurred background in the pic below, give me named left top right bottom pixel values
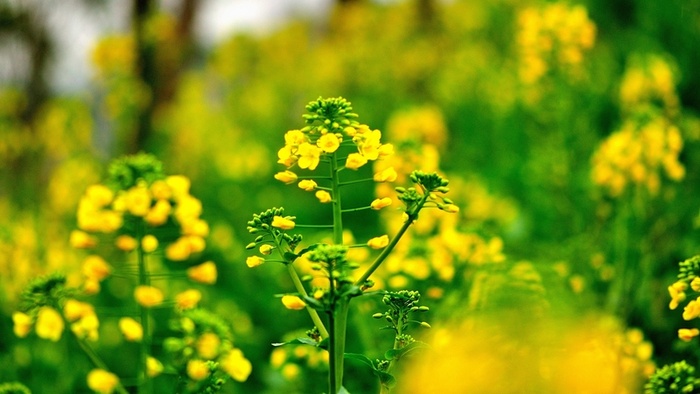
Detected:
left=1, top=0, right=699, bottom=392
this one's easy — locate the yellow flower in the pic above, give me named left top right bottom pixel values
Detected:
left=71, top=312, right=99, bottom=341
left=274, top=170, right=298, bottom=184
left=271, top=215, right=296, bottom=230
left=87, top=369, right=119, bottom=394
left=345, top=153, right=368, bottom=170
left=378, top=143, right=395, bottom=158
left=142, top=235, right=159, bottom=253
left=165, top=175, right=190, bottom=200
left=35, top=306, right=64, bottom=342
left=187, top=359, right=210, bottom=380
left=370, top=197, right=393, bottom=210
left=220, top=348, right=252, bottom=382
left=187, top=261, right=217, bottom=284
left=298, top=179, right=317, bottom=191
left=184, top=235, right=206, bottom=253
left=150, top=180, right=172, bottom=200
left=315, top=190, right=332, bottom=203
left=442, top=204, right=460, bottom=213
left=281, top=295, right=306, bottom=310
left=125, top=184, right=152, bottom=217
left=147, top=357, right=163, bottom=377
left=118, top=317, right=143, bottom=342
left=85, top=184, right=114, bottom=207
left=115, top=235, right=137, bottom=252
left=691, top=277, right=700, bottom=292
left=165, top=237, right=192, bottom=261
left=246, top=256, right=265, bottom=268
left=259, top=244, right=274, bottom=255
left=683, top=298, right=700, bottom=320
left=12, top=312, right=32, bottom=338
left=144, top=199, right=171, bottom=226
left=134, top=285, right=164, bottom=308
left=277, top=145, right=297, bottom=167
left=83, top=278, right=101, bottom=295
left=270, top=348, right=287, bottom=368
left=196, top=332, right=221, bottom=359
left=317, top=133, right=341, bottom=153
left=63, top=299, right=95, bottom=322
left=367, top=235, right=390, bottom=249
left=82, top=255, right=111, bottom=281
left=669, top=280, right=688, bottom=310
left=182, top=218, right=210, bottom=237
left=69, top=230, right=97, bottom=249
left=679, top=328, right=700, bottom=342
left=297, top=142, right=321, bottom=170
left=284, top=129, right=307, bottom=146
left=175, top=289, right=202, bottom=310
left=373, top=167, right=398, bottom=182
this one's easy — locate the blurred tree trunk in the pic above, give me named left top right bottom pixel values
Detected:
left=131, top=0, right=200, bottom=153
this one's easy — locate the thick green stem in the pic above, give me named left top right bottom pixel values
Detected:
left=329, top=151, right=346, bottom=393
left=333, top=300, right=349, bottom=393
left=136, top=222, right=152, bottom=394
left=287, top=263, right=329, bottom=338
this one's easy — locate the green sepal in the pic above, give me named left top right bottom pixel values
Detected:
left=344, top=353, right=396, bottom=389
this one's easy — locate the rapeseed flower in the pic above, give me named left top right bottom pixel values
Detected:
left=271, top=215, right=296, bottom=230
left=187, top=261, right=217, bottom=284
left=187, top=359, right=210, bottom=380
left=35, top=306, right=64, bottom=342
left=118, top=317, right=143, bottom=342
left=678, top=328, right=700, bottom=342
left=86, top=369, right=119, bottom=394
left=196, top=332, right=221, bottom=359
left=367, top=235, right=390, bottom=249
left=246, top=256, right=265, bottom=268
left=134, top=285, right=164, bottom=308
left=315, top=190, right=332, bottom=203
left=281, top=295, right=306, bottom=310
left=317, top=133, right=341, bottom=153
left=345, top=153, right=368, bottom=170
left=220, top=348, right=252, bottom=382
left=175, top=289, right=202, bottom=310
left=370, top=197, right=392, bottom=210
left=141, top=235, right=158, bottom=253
left=297, top=179, right=317, bottom=191
left=82, top=255, right=111, bottom=282
left=12, top=312, right=32, bottom=338
left=274, top=170, right=298, bottom=184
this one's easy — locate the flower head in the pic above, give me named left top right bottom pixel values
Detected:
left=119, top=317, right=143, bottom=342
left=220, top=348, right=252, bottom=382
left=297, top=143, right=321, bottom=170
left=134, top=285, right=164, bottom=308
left=175, top=289, right=202, bottom=310
left=298, top=179, right=317, bottom=191
left=271, top=215, right=296, bottom=230
left=374, top=167, right=398, bottom=183
left=679, top=328, right=700, bottom=342
left=12, top=312, right=32, bottom=338
left=317, top=133, right=341, bottom=153
left=274, top=170, right=298, bottom=184
left=187, top=359, right=210, bottom=380
left=281, top=295, right=306, bottom=310
left=371, top=197, right=393, bottom=210
left=87, top=369, right=120, bottom=394
left=367, top=235, right=390, bottom=249
left=35, top=306, right=64, bottom=342
left=246, top=256, right=265, bottom=268
left=315, top=190, right=332, bottom=203
left=187, top=261, right=217, bottom=284
left=345, top=153, right=368, bottom=170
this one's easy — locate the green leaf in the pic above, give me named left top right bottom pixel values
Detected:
left=283, top=251, right=298, bottom=262
left=344, top=353, right=375, bottom=369
left=271, top=337, right=319, bottom=347
left=296, top=243, right=323, bottom=256
left=338, top=386, right=351, bottom=394
left=384, top=341, right=430, bottom=361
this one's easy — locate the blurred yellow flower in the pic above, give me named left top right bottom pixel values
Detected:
left=175, top=289, right=202, bottom=310
left=118, top=317, right=143, bottom=342
left=196, top=332, right=221, bottom=359
left=165, top=175, right=190, bottom=200
left=87, top=368, right=120, bottom=394
left=150, top=180, right=172, bottom=200
left=669, top=280, right=688, bottom=310
left=12, top=312, right=32, bottom=338
left=315, top=190, right=332, bottom=203
left=187, top=359, right=210, bottom=380
left=125, top=184, right=152, bottom=217
left=69, top=230, right=97, bottom=249
left=678, top=328, right=700, bottom=342
left=220, top=348, right=252, bottom=382
left=373, top=167, right=397, bottom=182
left=683, top=298, right=700, bottom=320
left=367, top=235, right=389, bottom=249
left=187, top=261, right=217, bottom=284
left=134, top=285, right=164, bottom=308
left=274, top=170, right=298, bottom=184
left=63, top=299, right=95, bottom=322
left=246, top=256, right=265, bottom=268
left=370, top=197, right=392, bottom=210
left=271, top=215, right=296, bottom=230
left=144, top=199, right=171, bottom=226
left=281, top=295, right=306, bottom=310
left=298, top=179, right=317, bottom=191
left=259, top=244, right=273, bottom=255
left=35, top=306, right=64, bottom=342
left=142, top=235, right=159, bottom=253
left=85, top=184, right=114, bottom=207
left=115, top=235, right=137, bottom=252
left=165, top=237, right=191, bottom=261
left=147, top=356, right=163, bottom=377
left=71, top=312, right=99, bottom=341
left=82, top=255, right=111, bottom=281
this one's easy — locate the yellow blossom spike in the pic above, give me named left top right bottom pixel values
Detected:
left=367, top=235, right=390, bottom=249
left=315, top=190, right=332, bottom=203
left=87, top=369, right=120, bottom=394
left=271, top=215, right=296, bottom=230
left=274, top=170, right=298, bottom=184
left=281, top=295, right=306, bottom=310
left=220, top=348, right=252, bottom=382
left=187, top=261, right=217, bottom=284
left=134, top=285, right=164, bottom=308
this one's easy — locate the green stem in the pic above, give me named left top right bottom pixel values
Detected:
left=286, top=263, right=329, bottom=338
left=329, top=151, right=346, bottom=393
left=136, top=222, right=152, bottom=394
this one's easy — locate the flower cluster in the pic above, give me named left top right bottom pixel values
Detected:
left=666, top=256, right=700, bottom=342
left=645, top=361, right=700, bottom=394
left=516, top=2, right=596, bottom=84
left=620, top=55, right=680, bottom=117
left=164, top=309, right=252, bottom=391
left=591, top=113, right=684, bottom=197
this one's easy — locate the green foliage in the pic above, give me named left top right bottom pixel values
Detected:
left=645, top=361, right=700, bottom=394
